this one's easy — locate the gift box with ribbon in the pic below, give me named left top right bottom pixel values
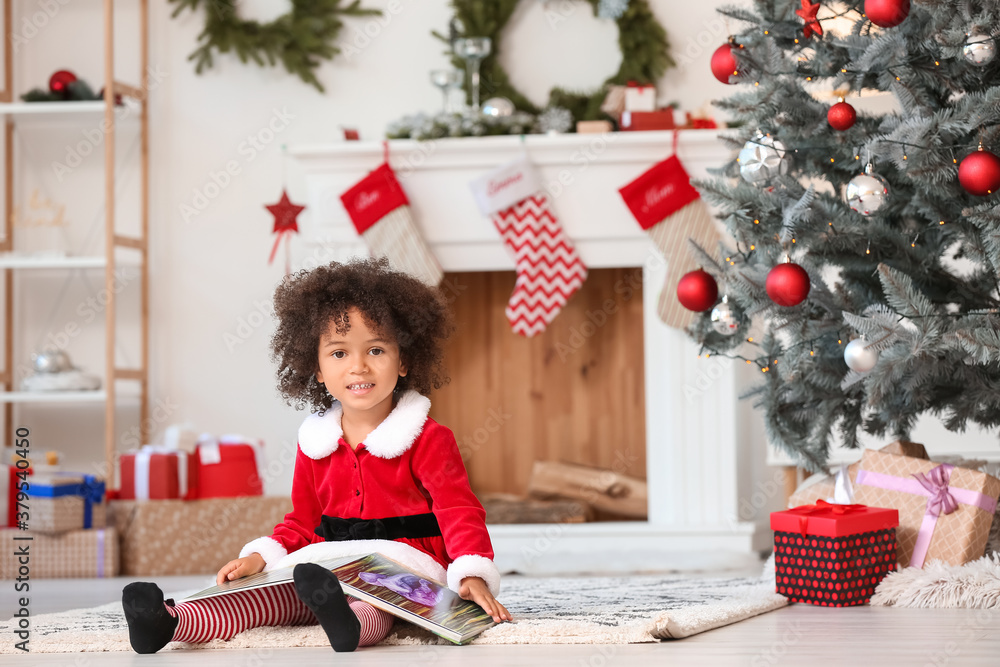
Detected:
left=771, top=501, right=899, bottom=606
left=0, top=526, right=118, bottom=578
left=187, top=435, right=265, bottom=499
left=852, top=449, right=1000, bottom=568
left=29, top=474, right=106, bottom=532
left=624, top=81, right=656, bottom=112
left=788, top=440, right=929, bottom=508
left=118, top=446, right=190, bottom=500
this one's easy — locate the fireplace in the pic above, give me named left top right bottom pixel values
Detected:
left=289, top=131, right=770, bottom=573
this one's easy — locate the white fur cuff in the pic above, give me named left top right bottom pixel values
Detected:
left=239, top=536, right=288, bottom=571
left=447, top=554, right=501, bottom=597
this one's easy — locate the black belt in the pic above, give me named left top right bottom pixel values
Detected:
left=315, top=513, right=441, bottom=542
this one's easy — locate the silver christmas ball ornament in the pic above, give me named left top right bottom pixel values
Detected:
left=710, top=295, right=741, bottom=336
left=31, top=348, right=73, bottom=373
left=738, top=134, right=789, bottom=186
left=482, top=97, right=515, bottom=117
left=844, top=338, right=879, bottom=373
left=963, top=33, right=997, bottom=67
left=845, top=165, right=890, bottom=216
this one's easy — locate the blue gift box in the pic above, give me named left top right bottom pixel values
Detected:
left=31, top=474, right=106, bottom=529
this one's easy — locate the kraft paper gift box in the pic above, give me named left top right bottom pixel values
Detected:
left=28, top=474, right=106, bottom=533
left=788, top=440, right=928, bottom=508
left=0, top=527, right=118, bottom=578
left=852, top=450, right=1000, bottom=568
left=771, top=502, right=898, bottom=606
left=110, top=496, right=291, bottom=575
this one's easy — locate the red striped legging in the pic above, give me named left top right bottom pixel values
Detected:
left=164, top=582, right=394, bottom=646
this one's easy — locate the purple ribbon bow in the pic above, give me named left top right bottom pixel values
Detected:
left=913, top=465, right=959, bottom=517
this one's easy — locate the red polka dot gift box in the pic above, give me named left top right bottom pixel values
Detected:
left=771, top=501, right=899, bottom=607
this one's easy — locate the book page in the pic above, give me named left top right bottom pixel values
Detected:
left=180, top=555, right=357, bottom=602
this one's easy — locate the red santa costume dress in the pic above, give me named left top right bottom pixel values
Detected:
left=163, top=390, right=501, bottom=647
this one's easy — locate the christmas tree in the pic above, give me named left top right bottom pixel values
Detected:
left=687, top=0, right=1000, bottom=471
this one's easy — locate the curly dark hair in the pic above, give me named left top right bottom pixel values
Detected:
left=270, top=257, right=453, bottom=413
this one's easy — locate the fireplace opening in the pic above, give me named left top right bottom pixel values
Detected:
left=429, top=268, right=647, bottom=524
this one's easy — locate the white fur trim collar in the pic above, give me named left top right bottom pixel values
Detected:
left=297, top=390, right=431, bottom=460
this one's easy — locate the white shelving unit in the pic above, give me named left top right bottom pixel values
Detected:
left=1, top=0, right=150, bottom=487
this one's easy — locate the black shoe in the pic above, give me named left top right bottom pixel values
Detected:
left=293, top=563, right=362, bottom=652
left=121, top=582, right=179, bottom=654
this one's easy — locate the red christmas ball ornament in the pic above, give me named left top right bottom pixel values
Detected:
left=865, top=0, right=910, bottom=28
left=827, top=100, right=857, bottom=131
left=48, top=69, right=77, bottom=94
left=766, top=262, right=811, bottom=307
left=958, top=146, right=1000, bottom=196
left=711, top=43, right=739, bottom=85
left=676, top=269, right=719, bottom=312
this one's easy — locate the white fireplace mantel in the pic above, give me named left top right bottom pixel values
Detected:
left=287, top=131, right=771, bottom=574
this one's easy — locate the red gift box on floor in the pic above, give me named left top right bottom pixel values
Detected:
left=187, top=435, right=264, bottom=499
left=119, top=447, right=190, bottom=500
left=771, top=501, right=899, bottom=607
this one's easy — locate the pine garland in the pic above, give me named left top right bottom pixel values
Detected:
left=438, top=0, right=673, bottom=120
left=168, top=0, right=380, bottom=92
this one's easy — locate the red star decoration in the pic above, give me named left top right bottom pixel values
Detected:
left=795, top=0, right=823, bottom=38
left=265, top=190, right=305, bottom=235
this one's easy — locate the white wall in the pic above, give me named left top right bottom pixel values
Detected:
left=11, top=0, right=992, bottom=506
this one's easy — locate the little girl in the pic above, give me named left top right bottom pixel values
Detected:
left=122, top=257, right=511, bottom=653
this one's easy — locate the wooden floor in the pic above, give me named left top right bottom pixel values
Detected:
left=9, top=572, right=1000, bottom=666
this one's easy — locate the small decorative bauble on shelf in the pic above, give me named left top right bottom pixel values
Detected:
left=710, top=295, right=742, bottom=335
left=827, top=98, right=857, bottom=131
left=677, top=269, right=719, bottom=312
left=711, top=41, right=739, bottom=84
left=962, top=33, right=997, bottom=67
left=844, top=338, right=879, bottom=373
left=49, top=69, right=77, bottom=95
left=766, top=260, right=810, bottom=307
left=738, top=133, right=789, bottom=186
left=846, top=164, right=890, bottom=216
left=958, top=144, right=1000, bottom=196
left=23, top=348, right=101, bottom=392
left=31, top=348, right=73, bottom=374
left=482, top=97, right=514, bottom=117
left=864, top=0, right=910, bottom=29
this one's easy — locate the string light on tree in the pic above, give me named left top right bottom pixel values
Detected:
left=827, top=98, right=857, bottom=131
left=676, top=268, right=719, bottom=312
left=844, top=338, right=879, bottom=373
left=864, top=0, right=910, bottom=28
left=846, top=164, right=890, bottom=215
left=962, top=33, right=997, bottom=66
left=711, top=39, right=740, bottom=84
left=958, top=144, right=1000, bottom=196
left=766, top=259, right=811, bottom=307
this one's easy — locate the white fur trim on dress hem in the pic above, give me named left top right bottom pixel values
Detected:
left=271, top=539, right=448, bottom=584
left=447, top=554, right=501, bottom=597
left=239, top=536, right=288, bottom=570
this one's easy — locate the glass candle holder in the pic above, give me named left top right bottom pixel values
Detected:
left=452, top=37, right=492, bottom=113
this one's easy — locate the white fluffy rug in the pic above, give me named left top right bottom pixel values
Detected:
left=871, top=553, right=1000, bottom=609
left=0, top=572, right=786, bottom=653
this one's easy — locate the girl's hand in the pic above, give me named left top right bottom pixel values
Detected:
left=458, top=576, right=512, bottom=623
left=216, top=553, right=265, bottom=586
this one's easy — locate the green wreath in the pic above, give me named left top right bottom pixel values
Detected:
left=168, top=0, right=380, bottom=92
left=442, top=0, right=674, bottom=121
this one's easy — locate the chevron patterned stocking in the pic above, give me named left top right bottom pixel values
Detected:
left=491, top=193, right=588, bottom=337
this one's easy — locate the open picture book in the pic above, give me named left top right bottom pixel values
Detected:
left=182, top=553, right=497, bottom=645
